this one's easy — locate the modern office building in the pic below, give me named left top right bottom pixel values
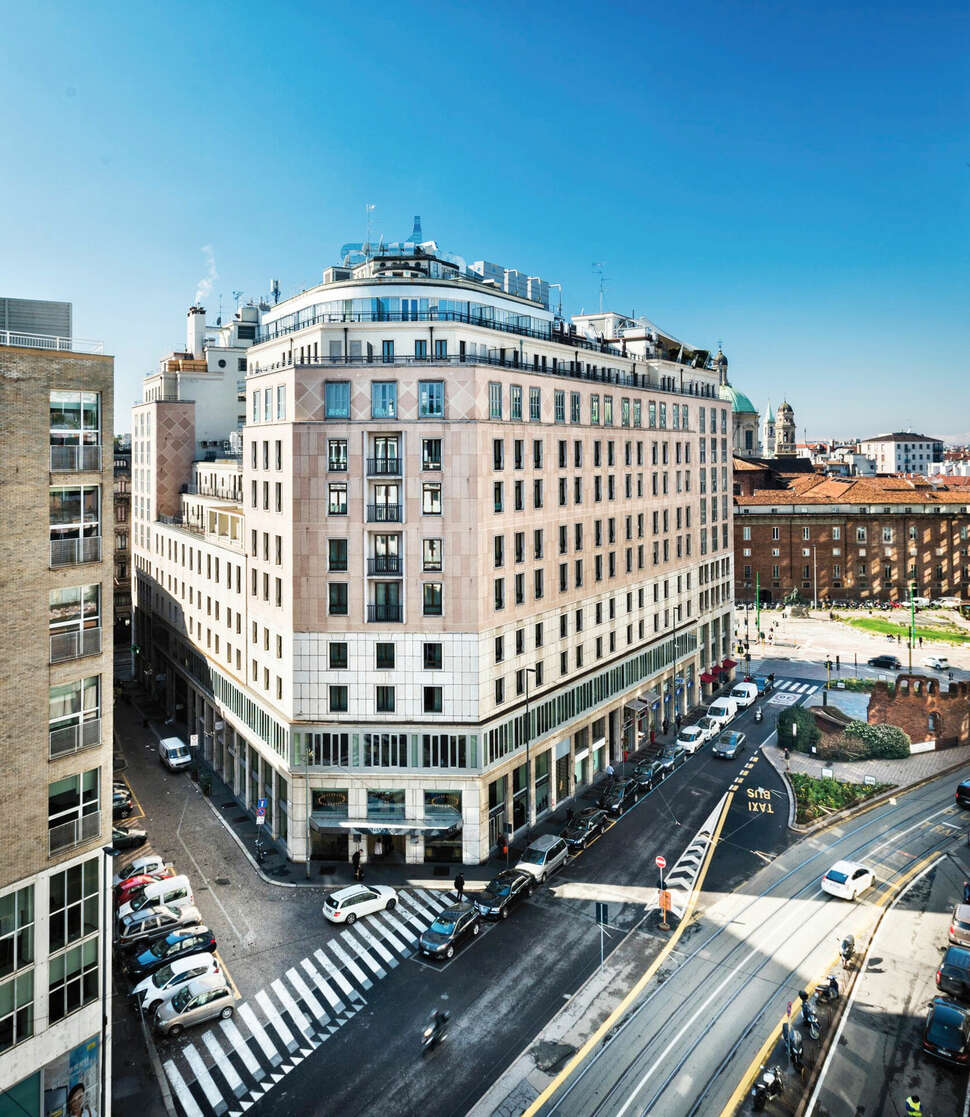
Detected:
left=0, top=304, right=114, bottom=1116
left=132, top=232, right=734, bottom=867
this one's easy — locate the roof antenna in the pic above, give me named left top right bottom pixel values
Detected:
left=365, top=203, right=376, bottom=256
left=592, top=262, right=608, bottom=314
left=217, top=294, right=222, bottom=326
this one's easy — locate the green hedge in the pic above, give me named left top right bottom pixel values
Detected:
left=841, top=720, right=910, bottom=758
left=790, top=773, right=893, bottom=824
left=778, top=705, right=820, bottom=754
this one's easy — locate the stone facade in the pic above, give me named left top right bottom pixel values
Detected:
left=868, top=675, right=970, bottom=748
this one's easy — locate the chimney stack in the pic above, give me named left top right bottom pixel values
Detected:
left=187, top=306, right=206, bottom=358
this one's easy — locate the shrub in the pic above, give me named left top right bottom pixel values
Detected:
left=841, top=720, right=910, bottom=759
left=790, top=773, right=893, bottom=824
left=778, top=705, right=820, bottom=754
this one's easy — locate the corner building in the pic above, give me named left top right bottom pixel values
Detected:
left=133, top=235, right=734, bottom=866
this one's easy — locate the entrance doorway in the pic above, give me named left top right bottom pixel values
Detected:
left=367, top=833, right=406, bottom=863
left=312, top=831, right=348, bottom=862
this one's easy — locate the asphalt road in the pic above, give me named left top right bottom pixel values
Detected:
left=533, top=773, right=968, bottom=1117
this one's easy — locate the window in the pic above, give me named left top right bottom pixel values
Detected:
left=422, top=438, right=442, bottom=470
left=48, top=937, right=97, bottom=1025
left=0, top=890, right=34, bottom=1052
left=371, top=382, right=397, bottom=418
left=414, top=339, right=428, bottom=359
left=493, top=482, right=504, bottom=513
left=489, top=382, right=503, bottom=419
left=434, top=339, right=447, bottom=358
left=423, top=687, right=443, bottom=714
left=883, top=526, right=893, bottom=543
left=328, top=583, right=348, bottom=615
left=514, top=440, right=524, bottom=469
left=48, top=677, right=100, bottom=759
left=423, top=538, right=442, bottom=571
left=328, top=539, right=347, bottom=571
left=511, top=386, right=522, bottom=421
left=47, top=768, right=99, bottom=853
left=423, top=583, right=443, bottom=616
left=529, top=387, right=541, bottom=421
left=48, top=583, right=100, bottom=662
left=423, top=643, right=442, bottom=670
left=604, top=396, right=613, bottom=425
left=570, top=392, right=581, bottom=423
left=381, top=340, right=394, bottom=362
left=328, top=483, right=348, bottom=515
left=276, top=385, right=286, bottom=420
left=495, top=635, right=504, bottom=663
left=591, top=395, right=600, bottom=425
left=327, top=440, right=348, bottom=471
left=802, top=526, right=810, bottom=540
left=534, top=529, right=544, bottom=559
left=325, top=382, right=350, bottom=418
left=832, top=526, right=841, bottom=540
left=493, top=439, right=505, bottom=470
left=422, top=483, right=442, bottom=515
left=554, top=390, right=566, bottom=423
left=418, top=381, right=444, bottom=417
left=376, top=686, right=395, bottom=712
left=494, top=536, right=505, bottom=568
left=495, top=677, right=505, bottom=704
left=515, top=573, right=525, bottom=604
left=857, top=526, right=867, bottom=542
left=329, top=642, right=348, bottom=668
left=771, top=526, right=780, bottom=541
left=514, top=480, right=524, bottom=510
left=534, top=568, right=544, bottom=598
left=494, top=577, right=505, bottom=610
left=533, top=440, right=543, bottom=468
left=329, top=686, right=348, bottom=712
left=376, top=643, right=395, bottom=669
left=49, top=860, right=99, bottom=955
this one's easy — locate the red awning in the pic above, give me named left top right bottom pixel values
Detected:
left=722, top=658, right=738, bottom=669
left=710, top=665, right=722, bottom=675
left=700, top=672, right=715, bottom=683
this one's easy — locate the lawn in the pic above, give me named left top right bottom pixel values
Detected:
left=790, top=773, right=894, bottom=824
left=843, top=615, right=969, bottom=646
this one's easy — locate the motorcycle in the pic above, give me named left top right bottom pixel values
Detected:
left=799, top=990, right=821, bottom=1040
left=754, top=707, right=764, bottom=724
left=782, top=1022, right=805, bottom=1074
left=421, top=1010, right=449, bottom=1054
left=840, top=934, right=856, bottom=970
left=752, top=1064, right=785, bottom=1110
left=816, top=974, right=840, bottom=1003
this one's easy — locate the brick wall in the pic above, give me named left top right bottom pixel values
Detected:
left=868, top=675, right=970, bottom=748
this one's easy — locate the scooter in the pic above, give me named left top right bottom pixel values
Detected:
left=816, top=974, right=840, bottom=1003
left=421, top=1010, right=449, bottom=1054
left=751, top=1064, right=785, bottom=1110
left=782, top=1022, right=805, bottom=1073
left=754, top=707, right=764, bottom=724
left=799, top=990, right=821, bottom=1040
left=840, top=934, right=856, bottom=970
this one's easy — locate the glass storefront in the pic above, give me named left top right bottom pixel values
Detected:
left=424, top=790, right=462, bottom=863
left=488, top=775, right=507, bottom=850
left=534, top=750, right=551, bottom=816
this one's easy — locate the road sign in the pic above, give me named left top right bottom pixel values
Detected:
left=655, top=855, right=666, bottom=870
left=659, top=890, right=671, bottom=912
left=256, top=797, right=267, bottom=826
left=595, top=902, right=609, bottom=925
left=189, top=733, right=199, bottom=749
left=257, top=797, right=268, bottom=810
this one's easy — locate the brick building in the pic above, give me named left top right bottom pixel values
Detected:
left=734, top=473, right=970, bottom=605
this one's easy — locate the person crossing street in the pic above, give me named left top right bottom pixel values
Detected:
left=454, top=872, right=465, bottom=902
left=905, top=1095, right=921, bottom=1116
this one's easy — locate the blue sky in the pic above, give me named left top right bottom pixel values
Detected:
left=2, top=0, right=967, bottom=439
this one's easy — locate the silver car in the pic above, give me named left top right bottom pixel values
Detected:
left=950, top=904, right=970, bottom=947
left=154, top=973, right=233, bottom=1037
left=117, top=903, right=202, bottom=949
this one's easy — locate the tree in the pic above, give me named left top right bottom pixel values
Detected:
left=777, top=705, right=819, bottom=754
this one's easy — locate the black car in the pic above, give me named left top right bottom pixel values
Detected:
left=937, top=945, right=970, bottom=1001
left=475, top=870, right=533, bottom=919
left=599, top=778, right=640, bottom=817
left=419, top=903, right=481, bottom=960
left=561, top=807, right=608, bottom=850
left=867, top=655, right=902, bottom=670
left=957, top=780, right=970, bottom=810
left=113, top=787, right=134, bottom=820
left=124, top=926, right=217, bottom=979
left=112, top=825, right=148, bottom=852
left=655, top=753, right=677, bottom=776
left=922, top=996, right=970, bottom=1066
left=632, top=760, right=665, bottom=790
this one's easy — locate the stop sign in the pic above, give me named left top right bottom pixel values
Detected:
left=656, top=855, right=666, bottom=869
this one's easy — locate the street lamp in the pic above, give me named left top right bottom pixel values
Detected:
left=524, top=666, right=538, bottom=833
left=305, top=740, right=312, bottom=880
left=101, top=844, right=120, bottom=1115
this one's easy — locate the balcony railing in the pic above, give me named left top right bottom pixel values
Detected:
left=367, top=603, right=403, bottom=622
left=1, top=330, right=104, bottom=355
left=367, top=457, right=402, bottom=477
left=50, top=536, right=102, bottom=567
left=367, top=556, right=401, bottom=575
left=367, top=504, right=402, bottom=523
left=183, top=484, right=242, bottom=502
left=50, top=627, right=102, bottom=664
left=49, top=718, right=102, bottom=759
left=50, top=444, right=102, bottom=472
left=48, top=812, right=100, bottom=856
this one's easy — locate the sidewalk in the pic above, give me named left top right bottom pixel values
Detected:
left=762, top=736, right=970, bottom=787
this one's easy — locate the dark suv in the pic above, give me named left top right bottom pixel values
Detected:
left=922, top=997, right=970, bottom=1066
left=475, top=870, right=533, bottom=920
left=937, top=945, right=970, bottom=1002
left=598, top=778, right=640, bottom=817
left=419, top=903, right=481, bottom=960
left=561, top=807, right=608, bottom=850
left=957, top=780, right=970, bottom=810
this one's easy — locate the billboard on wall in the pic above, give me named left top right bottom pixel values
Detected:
left=43, top=1034, right=100, bottom=1117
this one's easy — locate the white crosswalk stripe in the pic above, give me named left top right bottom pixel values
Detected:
left=237, top=1001, right=282, bottom=1067
left=397, top=890, right=437, bottom=923
left=416, top=888, right=449, bottom=911
left=219, top=1017, right=261, bottom=1078
left=340, top=928, right=386, bottom=978
left=302, top=956, right=346, bottom=1013
left=286, top=966, right=328, bottom=1022
left=313, top=946, right=359, bottom=1001
left=201, top=1029, right=245, bottom=1098
left=391, top=898, right=428, bottom=934
left=271, top=978, right=316, bottom=1042
left=163, top=1059, right=205, bottom=1117
left=353, top=921, right=398, bottom=967
left=371, top=910, right=412, bottom=953
left=183, top=1042, right=225, bottom=1114
left=255, top=988, right=298, bottom=1053
left=327, top=938, right=373, bottom=989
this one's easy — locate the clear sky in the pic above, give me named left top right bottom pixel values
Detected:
left=2, top=0, right=967, bottom=440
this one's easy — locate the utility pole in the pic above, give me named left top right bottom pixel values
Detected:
left=813, top=545, right=818, bottom=611
left=755, top=572, right=761, bottom=638
left=909, top=579, right=916, bottom=674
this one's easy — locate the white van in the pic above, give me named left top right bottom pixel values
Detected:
left=117, top=875, right=194, bottom=922
left=730, top=682, right=759, bottom=708
left=159, top=736, right=192, bottom=771
left=706, top=697, right=739, bottom=729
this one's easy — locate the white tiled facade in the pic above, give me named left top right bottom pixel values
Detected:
left=133, top=242, right=734, bottom=866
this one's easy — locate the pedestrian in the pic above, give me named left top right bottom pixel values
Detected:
left=905, top=1095, right=921, bottom=1116
left=605, top=762, right=615, bottom=778
left=784, top=747, right=791, bottom=771
left=351, top=848, right=362, bottom=882
left=566, top=806, right=575, bottom=826
left=662, top=718, right=669, bottom=736
left=919, top=636, right=923, bottom=648
left=650, top=728, right=656, bottom=746
left=675, top=714, right=682, bottom=731
left=454, top=872, right=465, bottom=903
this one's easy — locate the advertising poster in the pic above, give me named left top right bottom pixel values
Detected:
left=43, top=1034, right=99, bottom=1117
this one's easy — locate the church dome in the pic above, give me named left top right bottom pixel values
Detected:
left=718, top=382, right=757, bottom=414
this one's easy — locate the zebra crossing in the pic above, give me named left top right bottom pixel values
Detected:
left=767, top=678, right=819, bottom=705
left=162, top=887, right=454, bottom=1117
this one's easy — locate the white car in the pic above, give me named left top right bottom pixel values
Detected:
left=696, top=716, right=720, bottom=740
left=131, top=953, right=221, bottom=1014
left=676, top=726, right=706, bottom=754
left=821, top=860, right=874, bottom=901
left=114, top=854, right=166, bottom=888
left=923, top=656, right=950, bottom=671
left=323, top=884, right=398, bottom=925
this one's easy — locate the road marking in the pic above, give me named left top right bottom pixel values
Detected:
left=219, top=1017, right=261, bottom=1077
left=174, top=799, right=246, bottom=944
left=327, top=939, right=372, bottom=989
left=415, top=888, right=449, bottom=912
left=312, top=947, right=358, bottom=1001
left=391, top=901, right=427, bottom=935
left=340, top=928, right=386, bottom=978
left=867, top=803, right=954, bottom=862
left=353, top=922, right=397, bottom=967
left=237, top=1001, right=282, bottom=1066
left=214, top=950, right=241, bottom=1000
left=285, top=967, right=328, bottom=1023
left=255, top=989, right=298, bottom=1053
left=397, top=891, right=437, bottom=922
left=162, top=1059, right=205, bottom=1117
left=271, top=978, right=315, bottom=1041
left=201, top=1028, right=245, bottom=1098
left=371, top=910, right=412, bottom=953
left=182, top=1042, right=226, bottom=1114
left=301, top=957, right=345, bottom=1014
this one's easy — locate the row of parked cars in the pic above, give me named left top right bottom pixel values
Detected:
left=923, top=888, right=970, bottom=1066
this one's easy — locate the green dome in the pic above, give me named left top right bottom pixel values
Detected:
left=718, top=383, right=757, bottom=414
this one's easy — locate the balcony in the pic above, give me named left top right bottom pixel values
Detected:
left=1, top=330, right=103, bottom=355
left=50, top=444, right=102, bottom=472
left=48, top=812, right=100, bottom=856
left=50, top=627, right=102, bottom=664
left=367, top=556, right=401, bottom=576
left=50, top=536, right=102, bottom=567
left=366, top=504, right=402, bottom=523
left=367, top=603, right=403, bottom=622
left=367, top=457, right=402, bottom=477
left=49, top=718, right=102, bottom=759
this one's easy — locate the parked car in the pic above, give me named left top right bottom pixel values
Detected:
left=113, top=787, right=134, bottom=820
left=924, top=656, right=951, bottom=671
left=706, top=697, right=738, bottom=730
left=937, top=945, right=970, bottom=1002
left=116, top=869, right=175, bottom=909
left=696, top=715, right=720, bottom=739
left=675, top=726, right=706, bottom=753
left=599, top=777, right=640, bottom=817
left=418, top=903, right=481, bottom=960
left=124, top=926, right=216, bottom=979
left=132, top=953, right=222, bottom=1014
left=114, top=854, right=167, bottom=887
left=663, top=745, right=688, bottom=769
left=322, top=884, right=397, bottom=925
left=632, top=759, right=665, bottom=790
left=515, top=835, right=569, bottom=883
left=117, top=904, right=202, bottom=949
left=949, top=905, right=970, bottom=948
left=821, top=860, right=874, bottom=901
left=475, top=870, right=533, bottom=919
left=958, top=779, right=970, bottom=810
left=154, top=973, right=234, bottom=1037
left=712, top=731, right=746, bottom=759
left=655, top=752, right=678, bottom=776
left=112, top=825, right=147, bottom=852
left=867, top=655, right=902, bottom=670
left=561, top=808, right=608, bottom=850
left=158, top=736, right=192, bottom=772
left=117, top=876, right=194, bottom=922
left=751, top=674, right=773, bottom=695
left=730, top=682, right=759, bottom=708
left=922, top=997, right=970, bottom=1066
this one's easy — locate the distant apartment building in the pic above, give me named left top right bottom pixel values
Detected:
left=0, top=303, right=114, bottom=1116
left=113, top=447, right=131, bottom=642
left=132, top=231, right=735, bottom=867
left=734, top=473, right=970, bottom=605
left=859, top=432, right=944, bottom=475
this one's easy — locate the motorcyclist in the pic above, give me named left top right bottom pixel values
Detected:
left=432, top=1008, right=449, bottom=1032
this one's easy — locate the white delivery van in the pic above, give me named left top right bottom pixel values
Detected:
left=706, top=697, right=739, bottom=729
left=159, top=736, right=192, bottom=771
left=117, top=875, right=194, bottom=922
left=730, top=682, right=759, bottom=708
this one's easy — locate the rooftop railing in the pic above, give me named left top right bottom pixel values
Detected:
left=1, top=330, right=103, bottom=354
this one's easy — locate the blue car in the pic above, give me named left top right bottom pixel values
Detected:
left=123, top=926, right=216, bottom=980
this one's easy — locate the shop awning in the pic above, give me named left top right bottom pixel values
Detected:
left=310, top=809, right=461, bottom=836
left=710, top=665, right=722, bottom=675
left=700, top=672, right=715, bottom=683
left=722, top=658, right=738, bottom=669
left=625, top=698, right=650, bottom=712
left=641, top=689, right=661, bottom=707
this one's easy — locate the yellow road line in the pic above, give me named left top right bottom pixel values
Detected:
left=521, top=789, right=736, bottom=1117
left=116, top=773, right=147, bottom=824
left=214, top=950, right=242, bottom=1001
